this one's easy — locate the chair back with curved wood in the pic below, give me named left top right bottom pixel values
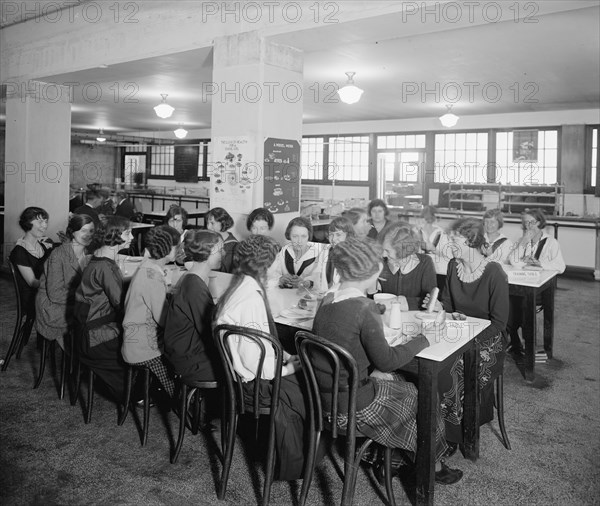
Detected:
left=213, top=323, right=283, bottom=506
left=295, top=330, right=396, bottom=506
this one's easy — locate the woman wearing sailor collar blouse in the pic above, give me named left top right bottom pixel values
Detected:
left=481, top=209, right=513, bottom=264
left=270, top=216, right=328, bottom=292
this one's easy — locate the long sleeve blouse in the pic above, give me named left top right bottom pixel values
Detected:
left=312, top=289, right=428, bottom=411
left=508, top=231, right=566, bottom=273
left=270, top=242, right=329, bottom=292
left=483, top=233, right=514, bottom=264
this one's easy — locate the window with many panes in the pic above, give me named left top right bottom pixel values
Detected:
left=376, top=134, right=426, bottom=150
left=328, top=136, right=370, bottom=181
left=495, top=130, right=558, bottom=185
left=434, top=132, right=488, bottom=183
left=591, top=127, right=598, bottom=188
left=150, top=146, right=175, bottom=176
left=301, top=137, right=325, bottom=180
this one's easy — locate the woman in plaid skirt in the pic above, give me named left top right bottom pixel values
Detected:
left=312, top=238, right=463, bottom=485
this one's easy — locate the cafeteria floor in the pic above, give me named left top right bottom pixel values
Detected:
left=0, top=273, right=598, bottom=506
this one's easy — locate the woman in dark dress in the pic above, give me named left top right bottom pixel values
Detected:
left=206, top=207, right=238, bottom=273
left=163, top=230, right=223, bottom=384
left=366, top=198, right=391, bottom=240
left=433, top=218, right=509, bottom=451
left=10, top=207, right=54, bottom=319
left=378, top=222, right=437, bottom=310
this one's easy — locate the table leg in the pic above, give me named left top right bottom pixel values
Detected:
left=416, top=360, right=437, bottom=506
left=462, top=341, right=480, bottom=461
left=542, top=280, right=555, bottom=359
left=522, top=288, right=537, bottom=381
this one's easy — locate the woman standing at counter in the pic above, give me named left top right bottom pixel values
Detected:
left=367, top=199, right=391, bottom=240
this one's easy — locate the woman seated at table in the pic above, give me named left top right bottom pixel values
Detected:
left=214, top=234, right=307, bottom=481
left=163, top=230, right=223, bottom=385
left=121, top=226, right=180, bottom=398
left=418, top=205, right=444, bottom=254
left=432, top=218, right=508, bottom=453
left=506, top=208, right=565, bottom=356
left=10, top=207, right=54, bottom=324
left=378, top=222, right=437, bottom=310
left=164, top=205, right=188, bottom=238
left=74, top=216, right=133, bottom=401
left=508, top=208, right=566, bottom=272
left=341, top=207, right=371, bottom=240
left=325, top=216, right=355, bottom=288
left=312, top=238, right=462, bottom=484
left=36, top=214, right=95, bottom=351
left=481, top=209, right=513, bottom=264
left=246, top=207, right=275, bottom=236
left=367, top=198, right=391, bottom=240
left=206, top=206, right=238, bottom=273
left=270, top=216, right=328, bottom=292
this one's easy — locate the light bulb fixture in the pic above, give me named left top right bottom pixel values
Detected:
left=154, top=94, right=175, bottom=119
left=96, top=129, right=106, bottom=142
left=337, top=72, right=364, bottom=105
left=174, top=124, right=188, bottom=139
left=439, top=105, right=459, bottom=128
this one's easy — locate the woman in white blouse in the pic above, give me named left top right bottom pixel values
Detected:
left=481, top=209, right=513, bottom=264
left=270, top=216, right=328, bottom=292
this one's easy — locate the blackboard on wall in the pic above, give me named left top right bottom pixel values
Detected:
left=174, top=146, right=199, bottom=182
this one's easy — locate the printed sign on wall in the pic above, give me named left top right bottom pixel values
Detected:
left=210, top=137, right=257, bottom=213
left=263, top=137, right=301, bottom=214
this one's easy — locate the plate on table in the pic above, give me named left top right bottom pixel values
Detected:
left=279, top=307, right=315, bottom=320
left=124, top=257, right=143, bottom=263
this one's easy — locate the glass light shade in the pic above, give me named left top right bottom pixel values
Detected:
left=96, top=136, right=106, bottom=142
left=439, top=112, right=459, bottom=127
left=154, top=102, right=175, bottom=119
left=174, top=127, right=188, bottom=139
left=337, top=84, right=364, bottom=105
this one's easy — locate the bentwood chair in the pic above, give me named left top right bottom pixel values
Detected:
left=170, top=375, right=221, bottom=464
left=33, top=333, right=69, bottom=400
left=213, top=324, right=283, bottom=506
left=295, top=331, right=397, bottom=506
left=495, top=371, right=511, bottom=450
left=1, top=261, right=35, bottom=371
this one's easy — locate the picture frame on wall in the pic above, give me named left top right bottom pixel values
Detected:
left=513, top=130, right=538, bottom=162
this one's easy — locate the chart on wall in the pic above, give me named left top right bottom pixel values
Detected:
left=211, top=137, right=257, bottom=213
left=263, top=138, right=301, bottom=214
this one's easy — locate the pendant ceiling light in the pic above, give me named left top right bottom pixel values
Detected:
left=96, top=129, right=106, bottom=142
left=439, top=105, right=459, bottom=128
left=337, top=72, right=364, bottom=105
left=154, top=94, right=175, bottom=119
left=174, top=124, right=188, bottom=139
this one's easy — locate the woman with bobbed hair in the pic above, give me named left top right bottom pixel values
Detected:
left=271, top=216, right=328, bottom=291
left=74, top=215, right=133, bottom=400
left=341, top=207, right=371, bottom=239
left=163, top=230, right=223, bottom=384
left=378, top=221, right=437, bottom=310
left=246, top=207, right=275, bottom=235
left=10, top=207, right=54, bottom=320
left=36, top=214, right=95, bottom=350
left=481, top=209, right=513, bottom=264
left=325, top=216, right=356, bottom=288
left=164, top=205, right=189, bottom=236
left=214, top=235, right=308, bottom=481
left=367, top=198, right=390, bottom=240
left=418, top=205, right=444, bottom=254
left=431, top=218, right=509, bottom=453
left=206, top=206, right=238, bottom=273
left=312, top=238, right=462, bottom=484
left=122, top=226, right=181, bottom=397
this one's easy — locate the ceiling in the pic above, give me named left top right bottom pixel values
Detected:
left=2, top=1, right=599, bottom=140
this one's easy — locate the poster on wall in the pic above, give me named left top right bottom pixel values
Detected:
left=263, top=138, right=301, bottom=214
left=513, top=130, right=538, bottom=162
left=210, top=137, right=257, bottom=213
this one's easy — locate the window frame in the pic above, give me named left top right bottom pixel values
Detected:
left=584, top=125, right=599, bottom=195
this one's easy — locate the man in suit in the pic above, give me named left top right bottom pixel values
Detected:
left=113, top=191, right=136, bottom=220
left=73, top=190, right=103, bottom=227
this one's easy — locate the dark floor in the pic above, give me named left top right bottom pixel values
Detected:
left=0, top=274, right=599, bottom=506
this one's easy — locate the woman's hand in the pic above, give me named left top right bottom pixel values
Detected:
left=370, top=369, right=395, bottom=381
left=282, top=355, right=301, bottom=376
left=279, top=274, right=300, bottom=288
left=421, top=292, right=443, bottom=312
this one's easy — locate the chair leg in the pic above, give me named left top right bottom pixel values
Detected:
left=1, top=316, right=25, bottom=371
left=118, top=366, right=134, bottom=426
left=383, top=446, right=397, bottom=506
left=59, top=343, right=68, bottom=400
left=141, top=368, right=151, bottom=446
left=33, top=338, right=49, bottom=389
left=262, top=412, right=279, bottom=506
left=218, top=404, right=238, bottom=500
left=16, top=317, right=34, bottom=359
left=191, top=389, right=201, bottom=435
left=298, top=428, right=320, bottom=506
left=171, top=383, right=189, bottom=464
left=71, top=359, right=82, bottom=406
left=496, top=373, right=511, bottom=450
left=85, top=369, right=95, bottom=424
